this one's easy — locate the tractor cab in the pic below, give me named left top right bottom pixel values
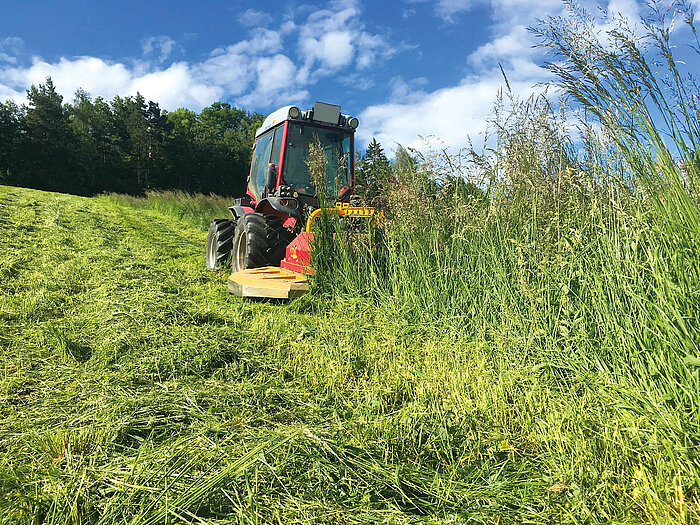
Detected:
left=245, top=102, right=358, bottom=211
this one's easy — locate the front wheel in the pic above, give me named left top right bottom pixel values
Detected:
left=206, top=219, right=235, bottom=270
left=231, top=213, right=294, bottom=272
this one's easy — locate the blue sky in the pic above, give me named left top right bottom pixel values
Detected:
left=1, top=0, right=699, bottom=152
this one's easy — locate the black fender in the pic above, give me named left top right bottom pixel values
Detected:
left=228, top=206, right=254, bottom=219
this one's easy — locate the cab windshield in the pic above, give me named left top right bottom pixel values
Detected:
left=282, top=123, right=352, bottom=197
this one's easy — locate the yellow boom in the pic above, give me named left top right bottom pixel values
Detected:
left=305, top=202, right=377, bottom=232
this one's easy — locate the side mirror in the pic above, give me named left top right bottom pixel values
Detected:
left=265, top=163, right=277, bottom=195
left=338, top=186, right=352, bottom=202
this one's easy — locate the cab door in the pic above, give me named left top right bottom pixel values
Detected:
left=248, top=125, right=285, bottom=200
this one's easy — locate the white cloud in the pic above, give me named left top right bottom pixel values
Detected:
left=130, top=63, right=221, bottom=109
left=0, top=56, right=221, bottom=109
left=142, top=35, right=179, bottom=64
left=606, top=0, right=642, bottom=20
left=407, top=0, right=480, bottom=23
left=239, top=8, right=273, bottom=27
left=296, top=3, right=396, bottom=82
left=302, top=30, right=355, bottom=69
left=362, top=0, right=656, bottom=155
left=0, top=83, right=24, bottom=103
left=358, top=75, right=544, bottom=153
left=388, top=76, right=429, bottom=103
left=0, top=2, right=399, bottom=112
left=4, top=56, right=135, bottom=100
left=468, top=25, right=535, bottom=69
left=435, top=0, right=478, bottom=22
left=356, top=32, right=394, bottom=69
left=195, top=28, right=287, bottom=96
left=0, top=37, right=24, bottom=65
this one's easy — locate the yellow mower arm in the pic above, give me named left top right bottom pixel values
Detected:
left=305, top=202, right=377, bottom=232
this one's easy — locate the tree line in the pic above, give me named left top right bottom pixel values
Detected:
left=0, top=76, right=460, bottom=203
left=0, top=78, right=263, bottom=196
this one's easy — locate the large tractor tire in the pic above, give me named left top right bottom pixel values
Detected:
left=231, top=213, right=294, bottom=272
left=206, top=219, right=235, bottom=270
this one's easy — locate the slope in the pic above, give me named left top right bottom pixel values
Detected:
left=0, top=185, right=694, bottom=523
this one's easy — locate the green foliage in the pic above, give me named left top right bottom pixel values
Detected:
left=306, top=4, right=700, bottom=522
left=355, top=137, right=393, bottom=205
left=24, top=78, right=77, bottom=193
left=0, top=77, right=262, bottom=197
left=69, top=90, right=123, bottom=194
left=2, top=2, right=700, bottom=523
left=0, top=100, right=24, bottom=184
left=165, top=102, right=261, bottom=196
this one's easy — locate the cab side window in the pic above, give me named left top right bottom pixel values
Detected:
left=271, top=125, right=284, bottom=169
left=250, top=131, right=273, bottom=200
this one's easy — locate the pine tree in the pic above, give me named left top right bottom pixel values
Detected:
left=355, top=138, right=392, bottom=204
left=25, top=77, right=77, bottom=192
left=0, top=100, right=25, bottom=185
left=111, top=93, right=169, bottom=192
left=68, top=90, right=124, bottom=193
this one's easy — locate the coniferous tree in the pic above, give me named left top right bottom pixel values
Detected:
left=112, top=94, right=150, bottom=191
left=144, top=100, right=171, bottom=189
left=68, top=90, right=124, bottom=193
left=0, top=100, right=25, bottom=185
left=0, top=78, right=262, bottom=197
left=25, top=78, right=77, bottom=192
left=355, top=138, right=393, bottom=204
left=165, top=107, right=199, bottom=192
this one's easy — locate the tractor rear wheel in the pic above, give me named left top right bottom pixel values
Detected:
left=232, top=213, right=294, bottom=272
left=206, top=219, right=235, bottom=270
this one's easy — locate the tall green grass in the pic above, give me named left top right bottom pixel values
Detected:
left=310, top=4, right=700, bottom=521
left=105, top=190, right=232, bottom=231
left=2, top=3, right=700, bottom=523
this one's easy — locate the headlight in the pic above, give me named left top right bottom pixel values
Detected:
left=280, top=199, right=299, bottom=210
left=347, top=117, right=359, bottom=129
left=288, top=106, right=300, bottom=119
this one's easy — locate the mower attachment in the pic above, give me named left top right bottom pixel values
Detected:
left=227, top=266, right=308, bottom=299
left=228, top=203, right=376, bottom=300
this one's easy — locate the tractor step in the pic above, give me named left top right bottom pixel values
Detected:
left=228, top=266, right=308, bottom=299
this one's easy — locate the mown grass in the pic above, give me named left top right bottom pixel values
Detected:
left=2, top=4, right=700, bottom=523
left=4, top=181, right=685, bottom=524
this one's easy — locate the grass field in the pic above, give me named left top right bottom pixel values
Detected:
left=2, top=4, right=700, bottom=523
left=0, top=178, right=698, bottom=524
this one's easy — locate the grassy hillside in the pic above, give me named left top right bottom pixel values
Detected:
left=2, top=5, right=700, bottom=523
left=0, top=180, right=697, bottom=524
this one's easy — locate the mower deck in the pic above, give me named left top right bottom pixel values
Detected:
left=228, top=266, right=308, bottom=299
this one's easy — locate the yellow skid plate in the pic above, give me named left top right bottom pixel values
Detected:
left=228, top=266, right=308, bottom=299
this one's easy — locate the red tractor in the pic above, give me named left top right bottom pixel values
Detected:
left=205, top=102, right=374, bottom=298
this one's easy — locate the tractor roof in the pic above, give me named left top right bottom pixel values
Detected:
left=255, top=106, right=294, bottom=138
left=255, top=103, right=357, bottom=138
